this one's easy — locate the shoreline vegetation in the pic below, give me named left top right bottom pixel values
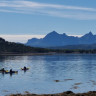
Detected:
left=1, top=50, right=96, bottom=56
left=1, top=52, right=96, bottom=56
left=8, top=91, right=96, bottom=96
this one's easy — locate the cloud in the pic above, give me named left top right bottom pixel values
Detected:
left=44, top=10, right=96, bottom=20
left=0, top=1, right=95, bottom=11
left=68, top=35, right=82, bottom=37
left=0, top=0, right=96, bottom=20
left=0, top=35, right=45, bottom=43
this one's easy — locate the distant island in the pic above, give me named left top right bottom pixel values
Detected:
left=0, top=36, right=96, bottom=55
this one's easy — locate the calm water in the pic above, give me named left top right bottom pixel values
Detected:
left=0, top=54, right=96, bottom=95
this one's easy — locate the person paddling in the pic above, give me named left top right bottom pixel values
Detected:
left=24, top=66, right=27, bottom=70
left=10, top=69, right=12, bottom=73
left=0, top=68, right=5, bottom=72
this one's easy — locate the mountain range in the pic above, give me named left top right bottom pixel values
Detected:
left=26, top=31, right=96, bottom=48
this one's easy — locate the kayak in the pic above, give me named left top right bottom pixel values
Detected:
left=0, top=70, right=8, bottom=73
left=5, top=71, right=18, bottom=74
left=21, top=68, right=29, bottom=70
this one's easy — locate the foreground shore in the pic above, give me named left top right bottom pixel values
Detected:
left=8, top=91, right=96, bottom=96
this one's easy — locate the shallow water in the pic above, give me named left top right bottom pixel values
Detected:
left=0, top=54, right=96, bottom=95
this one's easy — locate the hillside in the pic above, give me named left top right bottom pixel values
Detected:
left=0, top=37, right=51, bottom=54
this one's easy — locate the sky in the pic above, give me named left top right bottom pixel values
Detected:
left=0, top=0, right=96, bottom=43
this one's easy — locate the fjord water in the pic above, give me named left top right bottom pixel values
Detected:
left=0, top=54, right=96, bottom=95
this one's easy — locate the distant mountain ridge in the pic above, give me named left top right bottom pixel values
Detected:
left=26, top=31, right=96, bottom=47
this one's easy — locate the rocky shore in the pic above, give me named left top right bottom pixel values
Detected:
left=8, top=91, right=96, bottom=96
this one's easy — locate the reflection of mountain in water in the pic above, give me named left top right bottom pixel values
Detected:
left=31, top=54, right=96, bottom=80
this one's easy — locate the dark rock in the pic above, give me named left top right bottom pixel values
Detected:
left=65, top=91, right=73, bottom=94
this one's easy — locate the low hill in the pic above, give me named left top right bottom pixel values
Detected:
left=0, top=37, right=51, bottom=54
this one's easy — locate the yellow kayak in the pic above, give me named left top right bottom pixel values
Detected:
left=0, top=70, right=8, bottom=73
left=5, top=71, right=18, bottom=74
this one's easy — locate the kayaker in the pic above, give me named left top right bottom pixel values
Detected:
left=24, top=66, right=27, bottom=70
left=10, top=69, right=12, bottom=73
left=0, top=68, right=5, bottom=72
left=2, top=68, right=4, bottom=72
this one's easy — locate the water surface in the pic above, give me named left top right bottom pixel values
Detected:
left=0, top=54, right=96, bottom=95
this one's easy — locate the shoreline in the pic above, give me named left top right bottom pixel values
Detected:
left=0, top=52, right=96, bottom=56
left=0, top=52, right=56, bottom=56
left=8, top=91, right=96, bottom=96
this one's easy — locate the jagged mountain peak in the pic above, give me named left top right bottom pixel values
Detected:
left=89, top=31, right=93, bottom=35
left=46, top=31, right=59, bottom=36
left=44, top=31, right=59, bottom=39
left=45, top=31, right=68, bottom=38
left=84, top=31, right=93, bottom=36
left=87, top=31, right=93, bottom=35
